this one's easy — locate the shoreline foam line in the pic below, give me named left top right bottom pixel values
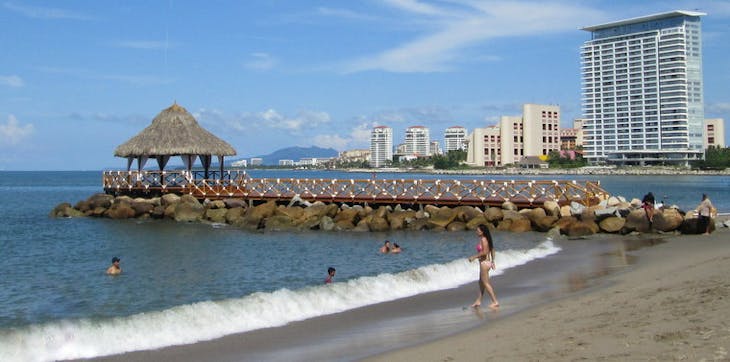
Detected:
left=0, top=240, right=561, bottom=362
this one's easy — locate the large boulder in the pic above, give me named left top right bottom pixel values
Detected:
left=484, top=207, right=503, bottom=222
left=353, top=219, right=371, bottom=232
left=502, top=201, right=518, bottom=211
left=523, top=207, right=547, bottom=224
left=204, top=208, right=228, bottom=223
left=207, top=200, right=227, bottom=210
left=302, top=203, right=338, bottom=220
left=174, top=202, right=204, bottom=222
left=50, top=203, right=85, bottom=218
left=265, top=215, right=297, bottom=231
left=106, top=202, right=135, bottom=219
left=679, top=217, right=715, bottom=235
left=502, top=210, right=524, bottom=221
left=87, top=193, right=114, bottom=209
left=555, top=216, right=577, bottom=235
left=567, top=220, right=598, bottom=237
left=407, top=218, right=430, bottom=231
left=599, top=216, right=625, bottom=233
left=319, top=216, right=336, bottom=231
left=247, top=201, right=278, bottom=220
left=334, top=207, right=360, bottom=224
left=161, top=193, right=181, bottom=207
left=276, top=206, right=304, bottom=222
left=453, top=206, right=482, bottom=223
left=652, top=208, right=683, bottom=232
left=543, top=200, right=561, bottom=217
left=387, top=210, right=416, bottom=230
left=570, top=202, right=586, bottom=216
left=624, top=209, right=651, bottom=233
left=446, top=221, right=467, bottom=232
left=74, top=199, right=92, bottom=213
left=225, top=207, right=247, bottom=224
left=496, top=219, right=512, bottom=231
left=150, top=205, right=166, bottom=219
left=466, top=215, right=490, bottom=230
left=335, top=219, right=355, bottom=231
left=223, top=198, right=247, bottom=209
left=509, top=218, right=533, bottom=233
left=368, top=216, right=390, bottom=232
left=560, top=205, right=572, bottom=218
left=130, top=201, right=154, bottom=217
left=534, top=216, right=558, bottom=232
left=428, top=207, right=457, bottom=228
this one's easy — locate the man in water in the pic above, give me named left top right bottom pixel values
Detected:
left=106, top=256, right=122, bottom=275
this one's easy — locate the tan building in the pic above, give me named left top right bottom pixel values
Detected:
left=704, top=118, right=725, bottom=149
left=339, top=149, right=370, bottom=163
left=466, top=104, right=561, bottom=167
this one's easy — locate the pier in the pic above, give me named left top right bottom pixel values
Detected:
left=102, top=170, right=610, bottom=208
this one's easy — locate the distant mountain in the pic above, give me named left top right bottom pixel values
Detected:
left=229, top=146, right=339, bottom=165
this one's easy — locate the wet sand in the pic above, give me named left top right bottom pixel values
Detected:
left=366, top=228, right=730, bottom=361
left=88, top=232, right=665, bottom=362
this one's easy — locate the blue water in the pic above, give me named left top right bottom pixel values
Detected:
left=0, top=170, right=727, bottom=361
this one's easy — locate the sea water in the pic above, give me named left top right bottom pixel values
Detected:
left=0, top=171, right=727, bottom=361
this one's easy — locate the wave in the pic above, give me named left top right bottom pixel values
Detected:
left=0, top=239, right=561, bottom=362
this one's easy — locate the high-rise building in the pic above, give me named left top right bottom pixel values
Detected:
left=444, top=126, right=467, bottom=152
left=404, top=126, right=430, bottom=156
left=581, top=10, right=706, bottom=165
left=704, top=118, right=725, bottom=149
left=430, top=141, right=442, bottom=156
left=369, top=126, right=393, bottom=168
left=466, top=104, right=560, bottom=167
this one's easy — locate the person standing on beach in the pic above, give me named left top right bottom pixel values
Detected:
left=642, top=192, right=656, bottom=223
left=468, top=224, right=499, bottom=309
left=325, top=267, right=336, bottom=284
left=106, top=256, right=121, bottom=275
left=695, top=194, right=714, bottom=235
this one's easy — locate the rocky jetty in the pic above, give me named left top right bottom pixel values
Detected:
left=50, top=193, right=717, bottom=236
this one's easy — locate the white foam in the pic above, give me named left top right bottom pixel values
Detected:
left=0, top=239, right=560, bottom=362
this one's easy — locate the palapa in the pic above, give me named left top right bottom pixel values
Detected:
left=114, top=103, right=236, bottom=174
left=114, top=103, right=235, bottom=157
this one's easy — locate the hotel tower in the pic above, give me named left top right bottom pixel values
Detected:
left=580, top=10, right=705, bottom=165
left=369, top=126, right=393, bottom=168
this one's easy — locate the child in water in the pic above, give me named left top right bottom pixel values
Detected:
left=325, top=267, right=336, bottom=284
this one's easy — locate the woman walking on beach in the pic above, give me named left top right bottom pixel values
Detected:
left=468, top=224, right=499, bottom=309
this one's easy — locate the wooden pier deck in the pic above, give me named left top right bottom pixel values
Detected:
left=102, top=170, right=610, bottom=208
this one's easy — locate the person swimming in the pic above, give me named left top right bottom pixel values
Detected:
left=379, top=240, right=391, bottom=254
left=106, top=256, right=121, bottom=275
left=325, top=267, right=336, bottom=284
left=391, top=243, right=402, bottom=254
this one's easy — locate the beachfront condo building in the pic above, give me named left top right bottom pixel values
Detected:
left=404, top=126, right=431, bottom=157
left=560, top=119, right=586, bottom=150
left=369, top=126, right=393, bottom=168
left=580, top=10, right=706, bottom=166
left=704, top=118, right=725, bottom=149
left=444, top=126, right=467, bottom=152
left=466, top=104, right=561, bottom=167
left=430, top=141, right=442, bottom=156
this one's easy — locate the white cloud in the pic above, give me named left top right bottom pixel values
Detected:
left=0, top=115, right=34, bottom=146
left=3, top=2, right=93, bottom=20
left=196, top=108, right=331, bottom=133
left=312, top=134, right=349, bottom=150
left=244, top=53, right=278, bottom=71
left=0, top=75, right=24, bottom=87
left=343, top=1, right=607, bottom=73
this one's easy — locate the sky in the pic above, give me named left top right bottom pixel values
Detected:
left=1, top=0, right=729, bottom=170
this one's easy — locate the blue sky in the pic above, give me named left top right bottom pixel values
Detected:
left=1, top=1, right=729, bottom=170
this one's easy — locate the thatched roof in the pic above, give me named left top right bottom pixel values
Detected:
left=114, top=103, right=236, bottom=158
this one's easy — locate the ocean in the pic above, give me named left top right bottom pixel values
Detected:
left=0, top=170, right=727, bottom=361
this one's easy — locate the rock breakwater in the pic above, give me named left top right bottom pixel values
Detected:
left=50, top=193, right=716, bottom=236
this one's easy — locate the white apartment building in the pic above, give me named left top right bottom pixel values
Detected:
left=250, top=157, right=263, bottom=166
left=404, top=126, right=431, bottom=156
left=369, top=126, right=393, bottom=168
left=581, top=10, right=706, bottom=166
left=466, top=104, right=560, bottom=167
left=430, top=141, right=442, bottom=156
left=444, top=126, right=467, bottom=152
left=704, top=118, right=725, bottom=149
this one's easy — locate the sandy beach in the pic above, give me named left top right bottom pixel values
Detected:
left=366, top=228, right=730, bottom=361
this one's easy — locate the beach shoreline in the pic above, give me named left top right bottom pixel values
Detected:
left=84, top=231, right=699, bottom=362
left=365, top=228, right=730, bottom=361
